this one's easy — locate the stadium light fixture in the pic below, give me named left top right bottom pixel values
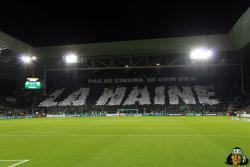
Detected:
left=19, top=54, right=38, bottom=64
left=21, top=56, right=31, bottom=64
left=32, top=56, right=37, bottom=60
left=65, top=53, right=78, bottom=64
left=190, top=48, right=213, bottom=61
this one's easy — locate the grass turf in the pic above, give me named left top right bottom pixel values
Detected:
left=0, top=116, right=249, bottom=167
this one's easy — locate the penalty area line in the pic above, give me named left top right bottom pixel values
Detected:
left=0, top=160, right=30, bottom=167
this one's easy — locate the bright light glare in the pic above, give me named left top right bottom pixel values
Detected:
left=20, top=54, right=37, bottom=64
left=190, top=48, right=213, bottom=60
left=156, top=63, right=160, bottom=66
left=65, top=54, right=78, bottom=64
left=21, top=56, right=32, bottom=64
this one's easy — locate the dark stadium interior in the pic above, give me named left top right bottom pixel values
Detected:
left=1, top=3, right=250, bottom=167
left=0, top=3, right=250, bottom=118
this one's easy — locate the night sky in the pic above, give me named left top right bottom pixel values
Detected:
left=0, top=1, right=249, bottom=46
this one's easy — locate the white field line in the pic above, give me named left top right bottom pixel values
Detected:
left=0, top=160, right=29, bottom=167
left=0, top=134, right=249, bottom=138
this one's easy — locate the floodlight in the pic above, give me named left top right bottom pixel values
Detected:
left=190, top=48, right=213, bottom=60
left=20, top=54, right=37, bottom=64
left=156, top=63, right=160, bottom=66
left=65, top=53, right=78, bottom=64
left=20, top=55, right=32, bottom=64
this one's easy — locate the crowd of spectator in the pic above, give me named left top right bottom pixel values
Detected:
left=1, top=67, right=250, bottom=116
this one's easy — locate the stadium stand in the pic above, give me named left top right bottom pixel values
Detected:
left=35, top=66, right=244, bottom=115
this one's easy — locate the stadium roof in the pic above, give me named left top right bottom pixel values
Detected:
left=36, top=34, right=235, bottom=58
left=0, top=7, right=249, bottom=59
left=1, top=1, right=249, bottom=46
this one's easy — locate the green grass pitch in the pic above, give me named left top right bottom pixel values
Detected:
left=0, top=116, right=249, bottom=167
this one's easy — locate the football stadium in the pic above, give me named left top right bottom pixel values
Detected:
left=0, top=4, right=250, bottom=167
